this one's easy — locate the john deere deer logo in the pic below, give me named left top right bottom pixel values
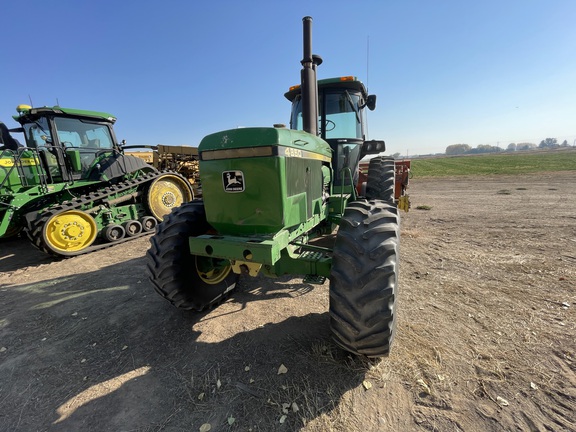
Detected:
left=222, top=171, right=245, bottom=192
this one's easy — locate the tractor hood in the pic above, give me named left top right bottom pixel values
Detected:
left=199, top=127, right=331, bottom=160
left=198, top=126, right=331, bottom=236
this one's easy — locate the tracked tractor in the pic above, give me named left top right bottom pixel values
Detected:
left=0, top=105, right=193, bottom=257
left=147, top=16, right=400, bottom=357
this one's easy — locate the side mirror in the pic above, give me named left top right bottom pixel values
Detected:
left=360, top=139, right=386, bottom=158
left=366, top=95, right=377, bottom=111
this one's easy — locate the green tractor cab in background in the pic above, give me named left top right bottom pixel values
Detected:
left=0, top=105, right=193, bottom=256
left=147, top=17, right=400, bottom=358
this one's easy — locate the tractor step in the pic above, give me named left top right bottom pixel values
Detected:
left=303, top=274, right=326, bottom=285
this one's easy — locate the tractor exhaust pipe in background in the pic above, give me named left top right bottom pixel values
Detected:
left=300, top=16, right=322, bottom=136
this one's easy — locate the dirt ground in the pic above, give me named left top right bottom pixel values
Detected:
left=1, top=171, right=575, bottom=432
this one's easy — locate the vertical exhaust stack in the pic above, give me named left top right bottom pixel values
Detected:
left=300, top=16, right=322, bottom=136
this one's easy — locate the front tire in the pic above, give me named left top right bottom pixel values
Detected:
left=329, top=199, right=400, bottom=357
left=146, top=202, right=238, bottom=311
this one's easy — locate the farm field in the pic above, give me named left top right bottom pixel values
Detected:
left=0, top=170, right=575, bottom=431
left=410, top=147, right=576, bottom=177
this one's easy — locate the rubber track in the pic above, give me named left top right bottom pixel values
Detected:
left=329, top=199, right=400, bottom=357
left=26, top=171, right=172, bottom=257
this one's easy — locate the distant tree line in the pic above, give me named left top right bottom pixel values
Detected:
left=445, top=138, right=571, bottom=155
left=536, top=138, right=570, bottom=149
left=507, top=142, right=537, bottom=151
left=445, top=144, right=502, bottom=155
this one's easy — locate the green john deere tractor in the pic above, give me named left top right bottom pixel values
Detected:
left=147, top=16, right=400, bottom=357
left=0, top=105, right=193, bottom=257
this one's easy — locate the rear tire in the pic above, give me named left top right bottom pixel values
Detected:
left=329, top=199, right=400, bottom=357
left=146, top=202, right=238, bottom=311
left=365, top=156, right=395, bottom=202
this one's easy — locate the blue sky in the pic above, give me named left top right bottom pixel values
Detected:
left=1, top=0, right=574, bottom=155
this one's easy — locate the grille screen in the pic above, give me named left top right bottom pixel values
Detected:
left=286, top=158, right=323, bottom=218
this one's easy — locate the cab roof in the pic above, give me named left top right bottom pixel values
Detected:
left=14, top=105, right=117, bottom=124
left=284, top=76, right=368, bottom=102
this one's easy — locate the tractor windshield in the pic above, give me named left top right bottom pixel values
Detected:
left=289, top=87, right=367, bottom=189
left=22, top=116, right=116, bottom=181
left=289, top=89, right=365, bottom=141
left=22, top=117, right=114, bottom=150
left=53, top=117, right=114, bottom=149
left=322, top=91, right=363, bottom=139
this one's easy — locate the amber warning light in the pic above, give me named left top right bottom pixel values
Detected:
left=288, top=76, right=355, bottom=92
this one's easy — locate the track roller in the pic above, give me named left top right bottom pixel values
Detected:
left=123, top=220, right=143, bottom=237
left=140, top=216, right=158, bottom=232
left=103, top=224, right=126, bottom=242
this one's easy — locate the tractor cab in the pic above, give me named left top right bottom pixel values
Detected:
left=13, top=105, right=119, bottom=183
left=285, top=76, right=385, bottom=193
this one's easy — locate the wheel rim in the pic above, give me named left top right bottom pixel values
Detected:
left=147, top=174, right=193, bottom=220
left=43, top=210, right=98, bottom=253
left=195, top=256, right=232, bottom=285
